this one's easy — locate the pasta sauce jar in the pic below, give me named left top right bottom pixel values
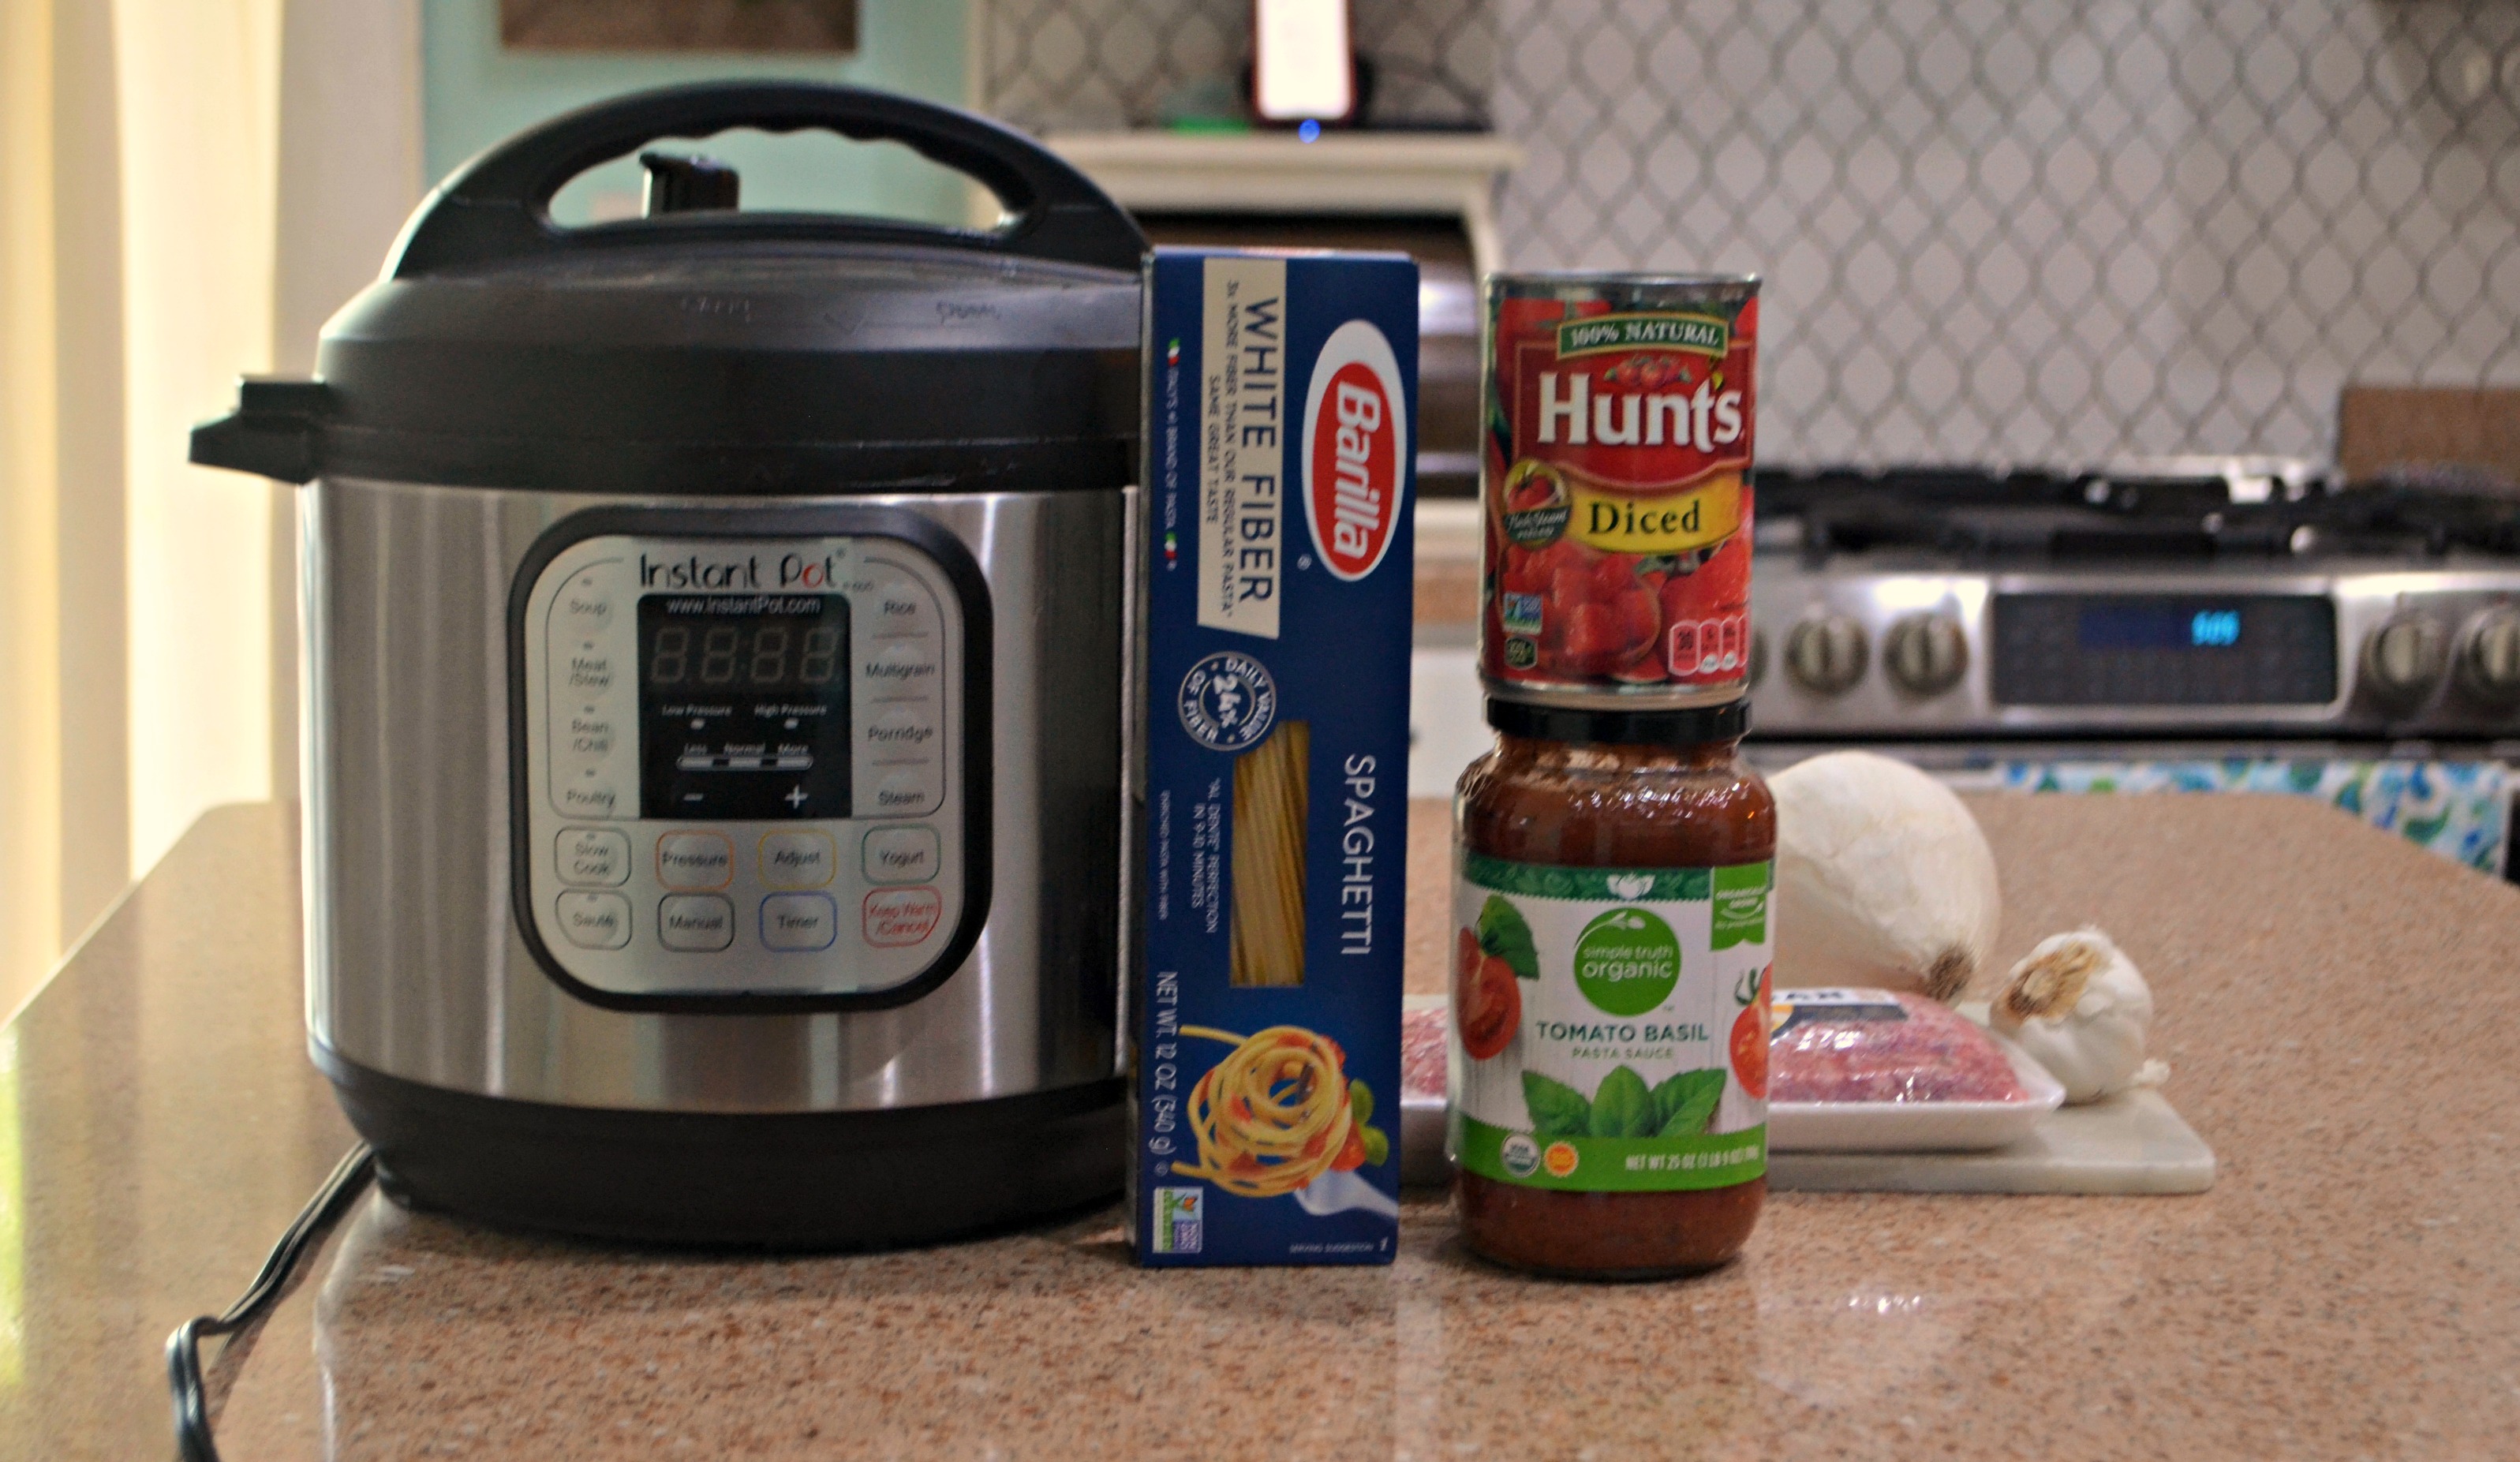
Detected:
left=1481, top=272, right=1759, bottom=708
left=1450, top=699, right=1774, bottom=1277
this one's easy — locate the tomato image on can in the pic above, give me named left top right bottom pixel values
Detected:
left=1481, top=274, right=1759, bottom=706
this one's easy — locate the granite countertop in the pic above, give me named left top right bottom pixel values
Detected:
left=6, top=795, right=2519, bottom=1460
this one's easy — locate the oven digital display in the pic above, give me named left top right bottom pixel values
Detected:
left=637, top=593, right=851, bottom=818
left=1994, top=594, right=2336, bottom=706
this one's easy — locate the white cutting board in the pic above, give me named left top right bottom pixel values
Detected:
left=1768, top=1088, right=2217, bottom=1195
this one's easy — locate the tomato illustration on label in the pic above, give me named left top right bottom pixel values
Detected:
left=1729, top=963, right=1772, bottom=1099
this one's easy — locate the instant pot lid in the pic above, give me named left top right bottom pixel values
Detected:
left=192, top=84, right=1146, bottom=495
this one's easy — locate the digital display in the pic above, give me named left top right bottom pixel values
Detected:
left=1993, top=594, right=2337, bottom=707
left=638, top=594, right=851, bottom=819
left=2077, top=604, right=2245, bottom=651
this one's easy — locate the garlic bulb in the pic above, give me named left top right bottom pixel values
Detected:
left=1991, top=929, right=2167, bottom=1104
left=1769, top=750, right=2002, bottom=1004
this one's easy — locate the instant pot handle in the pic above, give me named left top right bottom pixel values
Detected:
left=387, top=82, right=1147, bottom=277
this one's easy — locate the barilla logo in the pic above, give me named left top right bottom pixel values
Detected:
left=1300, top=320, right=1408, bottom=581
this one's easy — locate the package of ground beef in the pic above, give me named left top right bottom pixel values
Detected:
left=1767, top=989, right=2062, bottom=1151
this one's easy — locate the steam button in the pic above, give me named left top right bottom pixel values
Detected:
left=870, top=766, right=940, bottom=817
left=555, top=891, right=630, bottom=950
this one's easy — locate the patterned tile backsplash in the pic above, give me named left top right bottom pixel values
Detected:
left=979, top=1, right=2520, bottom=467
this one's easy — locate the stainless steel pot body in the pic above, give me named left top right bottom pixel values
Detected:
left=301, top=475, right=1131, bottom=1114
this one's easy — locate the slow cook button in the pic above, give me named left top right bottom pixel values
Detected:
left=657, top=894, right=735, bottom=952
left=862, top=705, right=939, bottom=755
left=555, top=828, right=630, bottom=887
left=863, top=640, right=940, bottom=691
left=761, top=892, right=838, bottom=952
left=553, top=776, right=626, bottom=821
left=869, top=765, right=940, bottom=817
left=757, top=831, right=836, bottom=889
left=862, top=824, right=939, bottom=884
left=862, top=887, right=942, bottom=948
left=555, top=891, right=630, bottom=950
left=656, top=831, right=733, bottom=890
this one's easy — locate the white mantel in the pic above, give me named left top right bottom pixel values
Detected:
left=1041, top=131, right=1523, bottom=275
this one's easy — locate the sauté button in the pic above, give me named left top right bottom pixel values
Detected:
left=862, top=886, right=942, bottom=948
left=761, top=892, right=838, bottom=952
left=657, top=894, right=735, bottom=952
left=656, top=831, right=733, bottom=890
left=862, top=824, right=939, bottom=884
left=555, top=891, right=630, bottom=950
left=757, top=831, right=836, bottom=889
left=555, top=828, right=630, bottom=887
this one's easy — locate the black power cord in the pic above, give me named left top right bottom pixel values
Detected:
left=166, top=1142, right=377, bottom=1462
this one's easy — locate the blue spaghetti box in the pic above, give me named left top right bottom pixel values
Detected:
left=1131, top=247, right=1418, bottom=1266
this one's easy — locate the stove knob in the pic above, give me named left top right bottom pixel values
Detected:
left=2360, top=613, right=2448, bottom=706
left=2455, top=607, right=2520, bottom=707
left=1784, top=614, right=1868, bottom=695
left=1884, top=615, right=1969, bottom=696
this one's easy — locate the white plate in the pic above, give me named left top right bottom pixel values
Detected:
left=1767, top=1034, right=2066, bottom=1152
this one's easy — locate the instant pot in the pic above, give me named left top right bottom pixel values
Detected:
left=190, top=84, right=1144, bottom=1246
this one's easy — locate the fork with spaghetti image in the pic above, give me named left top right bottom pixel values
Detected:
left=1172, top=1025, right=1396, bottom=1216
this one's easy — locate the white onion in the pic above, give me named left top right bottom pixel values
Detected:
left=1769, top=750, right=2002, bottom=1004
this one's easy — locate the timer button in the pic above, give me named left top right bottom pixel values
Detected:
left=1784, top=613, right=1869, bottom=695
left=761, top=892, right=839, bottom=952
left=2455, top=607, right=2520, bottom=707
left=1884, top=614, right=1969, bottom=696
left=555, top=891, right=631, bottom=950
left=2360, top=613, right=2448, bottom=706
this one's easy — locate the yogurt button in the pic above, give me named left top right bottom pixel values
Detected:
left=555, top=891, right=630, bottom=950
left=862, top=824, right=939, bottom=884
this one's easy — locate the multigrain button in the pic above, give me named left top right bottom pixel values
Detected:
left=862, top=886, right=942, bottom=947
left=657, top=894, right=735, bottom=952
left=555, top=891, right=630, bottom=950
left=864, top=639, right=940, bottom=690
left=761, top=892, right=838, bottom=952
left=869, top=765, right=940, bottom=817
left=555, top=828, right=630, bottom=887
left=656, top=831, right=734, bottom=890
left=862, top=824, right=939, bottom=884
left=757, top=831, right=836, bottom=889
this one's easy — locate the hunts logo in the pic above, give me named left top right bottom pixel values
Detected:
left=1300, top=319, right=1408, bottom=582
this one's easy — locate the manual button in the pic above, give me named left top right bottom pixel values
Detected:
left=658, top=894, right=735, bottom=952
left=761, top=892, right=838, bottom=952
left=555, top=891, right=630, bottom=950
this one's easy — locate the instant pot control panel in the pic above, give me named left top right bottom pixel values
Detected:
left=512, top=511, right=989, bottom=1008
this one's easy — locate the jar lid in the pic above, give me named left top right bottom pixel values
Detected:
left=189, top=83, right=1146, bottom=495
left=1485, top=696, right=1750, bottom=746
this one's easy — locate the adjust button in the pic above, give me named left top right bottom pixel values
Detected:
left=555, top=828, right=630, bottom=887
left=862, top=824, right=940, bottom=885
left=555, top=891, right=630, bottom=950
left=656, top=831, right=733, bottom=890
left=758, top=831, right=836, bottom=890
left=658, top=894, right=735, bottom=952
left=863, top=887, right=942, bottom=948
left=761, top=892, right=839, bottom=952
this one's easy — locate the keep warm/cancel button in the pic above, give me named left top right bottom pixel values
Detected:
left=862, top=887, right=941, bottom=948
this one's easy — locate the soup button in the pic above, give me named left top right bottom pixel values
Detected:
left=862, top=887, right=941, bottom=948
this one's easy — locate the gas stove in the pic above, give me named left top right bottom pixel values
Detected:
left=1749, top=460, right=2520, bottom=744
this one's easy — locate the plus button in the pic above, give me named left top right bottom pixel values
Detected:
left=783, top=786, right=809, bottom=810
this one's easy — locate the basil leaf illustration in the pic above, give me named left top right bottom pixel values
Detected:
left=1651, top=1069, right=1727, bottom=1137
left=1348, top=1079, right=1374, bottom=1125
left=1479, top=894, right=1541, bottom=981
left=1522, top=1071, right=1591, bottom=1139
left=1360, top=1125, right=1390, bottom=1166
left=1589, top=1065, right=1658, bottom=1139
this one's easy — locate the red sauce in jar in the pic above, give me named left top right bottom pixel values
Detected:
left=1453, top=705, right=1775, bottom=1277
